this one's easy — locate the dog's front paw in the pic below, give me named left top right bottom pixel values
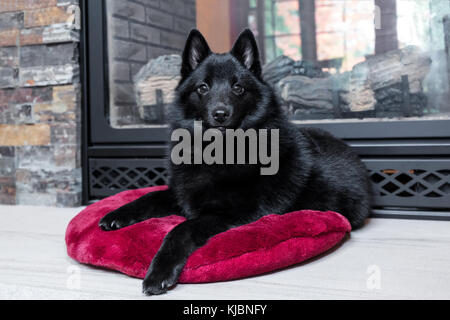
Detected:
left=98, top=210, right=136, bottom=231
left=142, top=266, right=179, bottom=295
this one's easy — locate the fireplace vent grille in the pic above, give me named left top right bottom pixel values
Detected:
left=89, top=159, right=169, bottom=197
left=89, top=158, right=450, bottom=209
left=366, top=159, right=450, bottom=208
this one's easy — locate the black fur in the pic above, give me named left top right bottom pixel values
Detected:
left=99, top=29, right=372, bottom=295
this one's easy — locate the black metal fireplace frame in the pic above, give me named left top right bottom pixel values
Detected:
left=80, top=0, right=450, bottom=219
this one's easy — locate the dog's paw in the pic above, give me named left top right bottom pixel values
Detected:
left=98, top=211, right=136, bottom=231
left=142, top=268, right=179, bottom=296
left=142, top=278, right=174, bottom=296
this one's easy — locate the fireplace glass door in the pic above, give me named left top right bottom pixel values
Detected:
left=104, top=0, right=450, bottom=130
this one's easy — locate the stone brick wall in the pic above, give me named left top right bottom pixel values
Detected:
left=107, top=0, right=196, bottom=127
left=0, top=0, right=81, bottom=207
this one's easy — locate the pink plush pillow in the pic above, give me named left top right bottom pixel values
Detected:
left=65, top=186, right=351, bottom=283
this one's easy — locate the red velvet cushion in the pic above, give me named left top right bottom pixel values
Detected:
left=65, top=186, right=351, bottom=283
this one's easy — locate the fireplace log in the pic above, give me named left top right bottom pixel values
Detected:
left=262, top=55, right=327, bottom=87
left=277, top=75, right=346, bottom=119
left=134, top=55, right=181, bottom=122
left=344, top=45, right=431, bottom=116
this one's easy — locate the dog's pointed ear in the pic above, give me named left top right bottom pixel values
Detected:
left=181, top=29, right=211, bottom=78
left=231, top=29, right=262, bottom=77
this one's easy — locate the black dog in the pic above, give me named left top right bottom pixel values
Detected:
left=99, top=29, right=372, bottom=295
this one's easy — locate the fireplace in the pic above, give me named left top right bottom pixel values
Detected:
left=81, top=0, right=450, bottom=219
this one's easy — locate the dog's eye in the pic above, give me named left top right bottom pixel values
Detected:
left=232, top=84, right=244, bottom=95
left=197, top=84, right=209, bottom=95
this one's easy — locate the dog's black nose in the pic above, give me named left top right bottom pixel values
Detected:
left=212, top=107, right=230, bottom=124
